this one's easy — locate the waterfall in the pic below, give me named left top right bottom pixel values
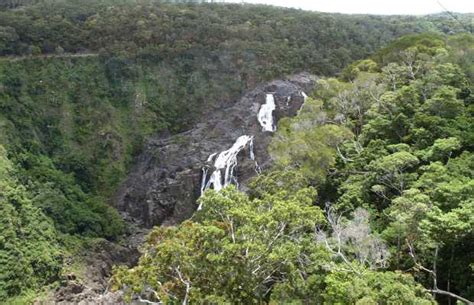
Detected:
left=258, top=94, right=276, bottom=132
left=298, top=91, right=308, bottom=113
left=199, top=92, right=298, bottom=208
left=200, top=167, right=209, bottom=195
left=207, top=153, right=217, bottom=162
left=249, top=138, right=261, bottom=174
left=200, top=135, right=256, bottom=206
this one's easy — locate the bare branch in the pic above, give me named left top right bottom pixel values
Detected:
left=437, top=1, right=473, bottom=34
left=428, top=289, right=473, bottom=305
left=336, top=145, right=354, bottom=163
left=407, top=241, right=473, bottom=304
left=226, top=216, right=236, bottom=243
left=407, top=242, right=436, bottom=278
left=138, top=296, right=162, bottom=305
left=175, top=266, right=191, bottom=305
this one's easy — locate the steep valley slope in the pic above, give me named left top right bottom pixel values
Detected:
left=0, top=1, right=472, bottom=303
left=52, top=72, right=316, bottom=303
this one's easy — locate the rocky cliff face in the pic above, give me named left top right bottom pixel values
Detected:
left=116, top=73, right=317, bottom=227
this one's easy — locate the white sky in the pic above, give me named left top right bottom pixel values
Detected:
left=223, top=0, right=474, bottom=15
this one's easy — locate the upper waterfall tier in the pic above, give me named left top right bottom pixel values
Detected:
left=258, top=94, right=276, bottom=132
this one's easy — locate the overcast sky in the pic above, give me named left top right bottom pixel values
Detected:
left=222, top=0, right=474, bottom=15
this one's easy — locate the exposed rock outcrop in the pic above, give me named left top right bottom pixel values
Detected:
left=116, top=73, right=317, bottom=227
left=49, top=235, right=142, bottom=305
left=46, top=73, right=316, bottom=304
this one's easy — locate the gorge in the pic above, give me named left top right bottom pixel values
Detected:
left=0, top=1, right=472, bottom=303
left=115, top=73, right=316, bottom=227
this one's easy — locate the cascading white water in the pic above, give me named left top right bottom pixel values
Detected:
left=207, top=153, right=217, bottom=162
left=249, top=138, right=261, bottom=174
left=212, top=136, right=254, bottom=187
left=200, top=167, right=209, bottom=195
left=298, top=91, right=308, bottom=113
left=258, top=94, right=276, bottom=132
left=201, top=92, right=306, bottom=200
left=200, top=91, right=308, bottom=208
left=200, top=135, right=257, bottom=207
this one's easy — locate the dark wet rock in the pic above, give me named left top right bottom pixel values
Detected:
left=115, top=73, right=317, bottom=228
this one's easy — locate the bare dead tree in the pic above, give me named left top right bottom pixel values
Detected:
left=316, top=206, right=390, bottom=272
left=400, top=49, right=423, bottom=80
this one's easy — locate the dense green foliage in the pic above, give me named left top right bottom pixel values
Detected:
left=114, top=185, right=433, bottom=304
left=114, top=33, right=473, bottom=303
left=0, top=1, right=470, bottom=67
left=0, top=145, right=61, bottom=300
left=0, top=58, right=128, bottom=236
left=274, top=33, right=474, bottom=302
left=0, top=0, right=472, bottom=302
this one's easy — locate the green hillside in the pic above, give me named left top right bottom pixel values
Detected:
left=0, top=0, right=472, bottom=303
left=114, top=33, right=474, bottom=304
